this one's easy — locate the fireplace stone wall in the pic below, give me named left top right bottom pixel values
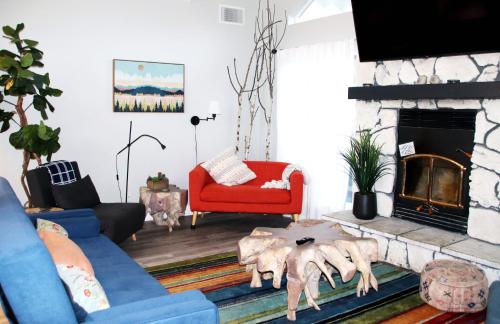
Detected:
left=354, top=53, right=500, bottom=244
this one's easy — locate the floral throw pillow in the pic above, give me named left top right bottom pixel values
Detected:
left=56, top=264, right=110, bottom=315
left=37, top=218, right=68, bottom=237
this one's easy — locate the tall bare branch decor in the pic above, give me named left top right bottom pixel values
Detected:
left=227, top=0, right=286, bottom=160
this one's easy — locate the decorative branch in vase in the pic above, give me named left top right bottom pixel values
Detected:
left=341, top=129, right=391, bottom=219
left=0, top=23, right=63, bottom=206
left=227, top=0, right=286, bottom=160
left=257, top=0, right=287, bottom=161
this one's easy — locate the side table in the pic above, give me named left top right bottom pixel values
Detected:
left=139, top=185, right=188, bottom=232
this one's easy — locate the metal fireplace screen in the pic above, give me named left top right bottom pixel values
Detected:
left=400, top=154, right=466, bottom=211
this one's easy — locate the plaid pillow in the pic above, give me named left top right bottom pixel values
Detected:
left=39, top=160, right=77, bottom=185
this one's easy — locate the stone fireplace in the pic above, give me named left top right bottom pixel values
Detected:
left=352, top=53, right=500, bottom=245
left=393, top=109, right=476, bottom=233
left=322, top=54, right=499, bottom=283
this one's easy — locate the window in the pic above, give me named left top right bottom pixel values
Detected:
left=276, top=39, right=357, bottom=217
left=290, top=0, right=352, bottom=24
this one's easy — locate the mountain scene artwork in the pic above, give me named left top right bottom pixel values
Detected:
left=113, top=59, right=185, bottom=113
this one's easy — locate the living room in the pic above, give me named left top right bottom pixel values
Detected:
left=0, top=0, right=499, bottom=323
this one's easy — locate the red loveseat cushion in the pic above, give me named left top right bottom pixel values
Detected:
left=200, top=183, right=291, bottom=204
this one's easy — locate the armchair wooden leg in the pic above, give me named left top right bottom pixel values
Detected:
left=131, top=233, right=137, bottom=241
left=292, top=214, right=300, bottom=222
left=191, top=211, right=198, bottom=229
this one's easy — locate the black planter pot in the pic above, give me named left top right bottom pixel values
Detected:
left=353, top=192, right=377, bottom=220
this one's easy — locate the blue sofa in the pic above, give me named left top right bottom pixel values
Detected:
left=0, top=177, right=219, bottom=323
left=487, top=281, right=500, bottom=324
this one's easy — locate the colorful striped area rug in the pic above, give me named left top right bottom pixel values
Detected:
left=146, top=252, right=486, bottom=323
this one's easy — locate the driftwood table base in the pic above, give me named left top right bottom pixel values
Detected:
left=237, top=220, right=379, bottom=321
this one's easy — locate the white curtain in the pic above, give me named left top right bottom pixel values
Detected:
left=276, top=40, right=357, bottom=218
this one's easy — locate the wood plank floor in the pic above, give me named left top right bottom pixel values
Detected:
left=120, top=213, right=292, bottom=268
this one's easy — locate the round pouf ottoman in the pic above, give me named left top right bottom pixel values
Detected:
left=420, top=259, right=488, bottom=313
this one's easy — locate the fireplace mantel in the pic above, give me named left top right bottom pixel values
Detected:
left=348, top=81, right=500, bottom=100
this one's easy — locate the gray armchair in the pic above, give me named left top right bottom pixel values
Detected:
left=27, top=161, right=145, bottom=243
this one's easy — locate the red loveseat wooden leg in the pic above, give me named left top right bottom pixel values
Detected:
left=191, top=211, right=198, bottom=229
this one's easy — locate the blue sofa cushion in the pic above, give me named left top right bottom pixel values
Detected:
left=74, top=235, right=167, bottom=306
left=28, top=208, right=101, bottom=239
left=487, top=281, right=500, bottom=324
left=85, top=292, right=218, bottom=324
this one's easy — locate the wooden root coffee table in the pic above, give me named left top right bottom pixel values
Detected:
left=237, top=219, right=379, bottom=321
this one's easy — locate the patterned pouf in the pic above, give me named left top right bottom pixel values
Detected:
left=420, top=259, right=488, bottom=313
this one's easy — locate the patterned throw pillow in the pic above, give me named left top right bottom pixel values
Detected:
left=39, top=231, right=94, bottom=276
left=37, top=218, right=69, bottom=237
left=201, top=148, right=256, bottom=186
left=56, top=264, right=110, bottom=315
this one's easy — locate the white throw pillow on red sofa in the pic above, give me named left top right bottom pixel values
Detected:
left=201, top=148, right=256, bottom=186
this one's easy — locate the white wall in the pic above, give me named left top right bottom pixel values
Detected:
left=0, top=0, right=260, bottom=205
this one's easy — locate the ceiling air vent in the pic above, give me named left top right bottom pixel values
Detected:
left=219, top=5, right=245, bottom=25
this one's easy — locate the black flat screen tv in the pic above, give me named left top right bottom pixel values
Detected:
left=351, top=0, right=500, bottom=62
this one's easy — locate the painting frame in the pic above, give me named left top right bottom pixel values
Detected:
left=113, top=59, right=185, bottom=113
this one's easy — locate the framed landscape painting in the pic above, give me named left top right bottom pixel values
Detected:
left=113, top=59, right=185, bottom=113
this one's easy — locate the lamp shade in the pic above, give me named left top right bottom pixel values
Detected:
left=208, top=100, right=221, bottom=115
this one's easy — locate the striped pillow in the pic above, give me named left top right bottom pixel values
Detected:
left=201, top=148, right=256, bottom=186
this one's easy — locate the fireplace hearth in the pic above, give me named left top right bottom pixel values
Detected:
left=393, top=109, right=477, bottom=233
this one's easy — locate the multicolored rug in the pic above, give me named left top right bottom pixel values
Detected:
left=146, top=252, right=486, bottom=323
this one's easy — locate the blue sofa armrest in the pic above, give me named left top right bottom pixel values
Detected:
left=28, top=208, right=100, bottom=238
left=487, top=281, right=500, bottom=324
left=85, top=291, right=219, bottom=324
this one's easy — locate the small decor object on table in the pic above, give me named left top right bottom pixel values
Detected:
left=139, top=185, right=187, bottom=232
left=420, top=259, right=488, bottom=313
left=429, top=74, right=442, bottom=84
left=147, top=172, right=169, bottom=191
left=341, top=129, right=391, bottom=220
left=238, top=219, right=379, bottom=321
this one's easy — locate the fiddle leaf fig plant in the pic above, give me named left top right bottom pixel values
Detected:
left=9, top=121, right=61, bottom=160
left=0, top=23, right=63, bottom=206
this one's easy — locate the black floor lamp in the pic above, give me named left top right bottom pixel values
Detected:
left=116, top=121, right=166, bottom=203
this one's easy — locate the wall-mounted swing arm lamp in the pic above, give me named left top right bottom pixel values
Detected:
left=190, top=100, right=221, bottom=126
left=115, top=121, right=166, bottom=203
left=190, top=101, right=221, bottom=164
left=190, top=113, right=217, bottom=126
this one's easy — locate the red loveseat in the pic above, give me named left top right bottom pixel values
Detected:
left=189, top=161, right=304, bottom=228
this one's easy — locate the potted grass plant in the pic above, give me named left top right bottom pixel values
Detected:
left=341, top=129, right=391, bottom=219
left=147, top=172, right=169, bottom=191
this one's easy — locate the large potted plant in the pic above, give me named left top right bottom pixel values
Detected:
left=0, top=23, right=62, bottom=206
left=341, top=129, right=390, bottom=219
